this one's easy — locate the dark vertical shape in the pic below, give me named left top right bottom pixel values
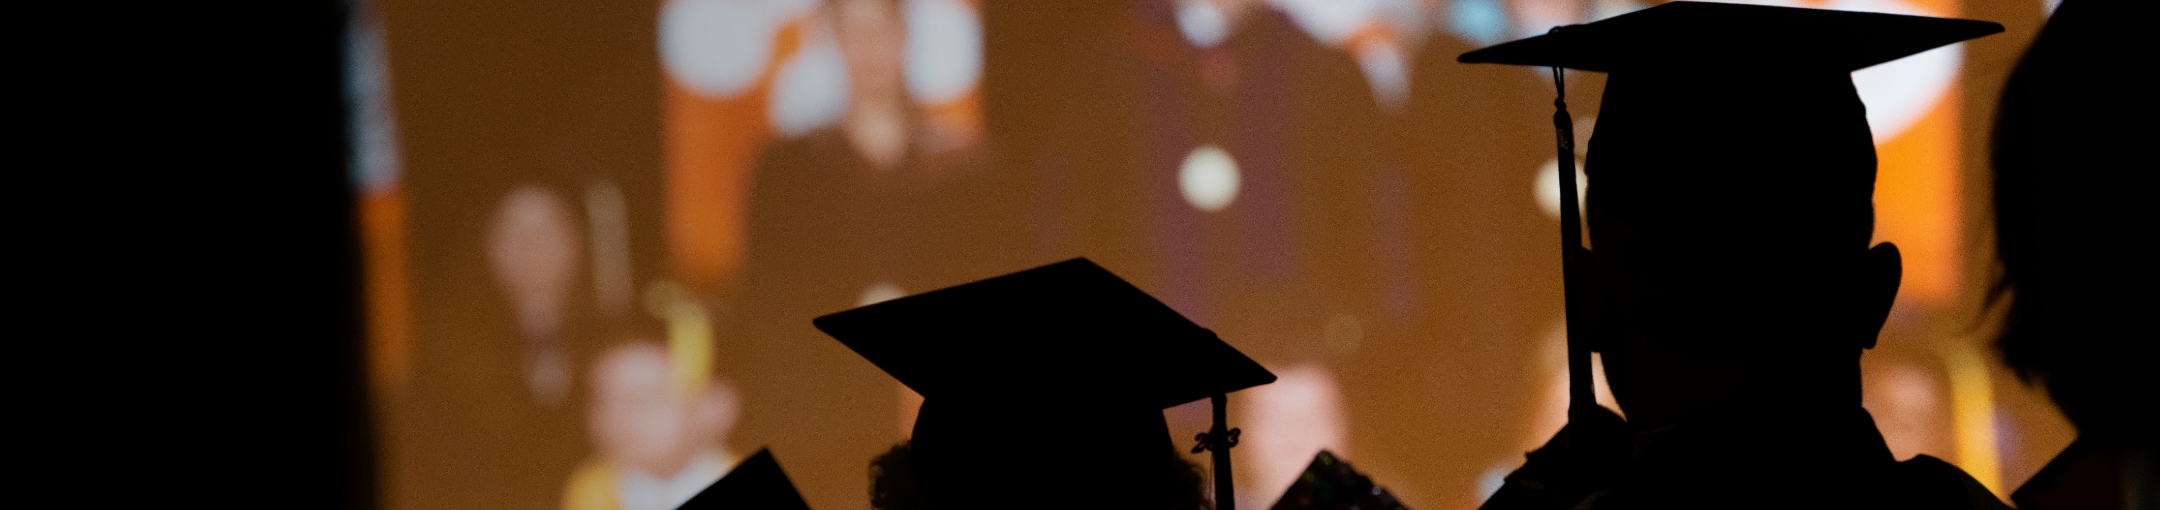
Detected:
left=281, top=2, right=377, bottom=508
left=175, top=0, right=377, bottom=507
left=1211, top=393, right=1236, bottom=510
left=1546, top=57, right=1594, bottom=420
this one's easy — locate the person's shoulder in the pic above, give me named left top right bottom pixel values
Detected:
left=1881, top=454, right=2012, bottom=510
left=2010, top=439, right=2152, bottom=510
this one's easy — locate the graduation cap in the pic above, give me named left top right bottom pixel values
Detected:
left=1457, top=1, right=2002, bottom=252
left=1267, top=451, right=1405, bottom=510
left=676, top=449, right=812, bottom=510
left=1455, top=2, right=2000, bottom=419
left=815, top=258, right=1276, bottom=509
left=1459, top=2, right=2003, bottom=73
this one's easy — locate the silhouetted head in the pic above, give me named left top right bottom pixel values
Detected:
left=1459, top=2, right=1999, bottom=428
left=1584, top=64, right=1903, bottom=428
left=1991, top=0, right=2155, bottom=443
left=817, top=258, right=1274, bottom=509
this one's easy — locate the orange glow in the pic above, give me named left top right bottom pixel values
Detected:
left=1904, top=0, right=1958, bottom=16
left=663, top=21, right=804, bottom=291
left=366, top=1, right=2071, bottom=508
left=664, top=83, right=764, bottom=291
left=1873, top=84, right=1961, bottom=306
left=918, top=88, right=984, bottom=153
left=361, top=188, right=411, bottom=397
left=1946, top=345, right=2002, bottom=496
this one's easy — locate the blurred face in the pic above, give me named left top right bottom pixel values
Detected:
left=837, top=0, right=905, bottom=105
left=1241, top=364, right=1349, bottom=501
left=487, top=185, right=579, bottom=336
left=590, top=344, right=692, bottom=475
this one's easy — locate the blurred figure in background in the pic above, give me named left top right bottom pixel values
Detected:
left=658, top=0, right=988, bottom=291
left=735, top=0, right=1017, bottom=312
left=565, top=342, right=743, bottom=510
left=487, top=185, right=583, bottom=406
left=728, top=1, right=1018, bottom=506
left=1990, top=1, right=2156, bottom=508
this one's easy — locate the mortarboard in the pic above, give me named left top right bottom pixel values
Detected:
left=1458, top=2, right=2003, bottom=73
left=676, top=448, right=812, bottom=510
left=816, top=258, right=1276, bottom=509
left=1267, top=451, right=1406, bottom=510
left=1455, top=1, right=2000, bottom=418
left=1459, top=0, right=2003, bottom=254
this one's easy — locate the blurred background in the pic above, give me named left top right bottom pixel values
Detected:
left=345, top=0, right=2069, bottom=509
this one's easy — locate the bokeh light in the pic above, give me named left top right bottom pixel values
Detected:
left=1179, top=145, right=1242, bottom=213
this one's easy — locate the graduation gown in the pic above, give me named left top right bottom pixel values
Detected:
left=1482, top=404, right=2008, bottom=510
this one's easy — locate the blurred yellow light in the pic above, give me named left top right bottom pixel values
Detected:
left=646, top=281, right=715, bottom=397
left=1945, top=345, right=2001, bottom=497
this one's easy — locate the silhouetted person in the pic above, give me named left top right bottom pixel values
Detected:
left=1990, top=1, right=2157, bottom=508
left=814, top=258, right=1276, bottom=510
left=1457, top=3, right=2007, bottom=508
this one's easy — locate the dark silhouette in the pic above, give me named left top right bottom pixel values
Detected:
left=1990, top=1, right=2157, bottom=508
left=867, top=442, right=931, bottom=510
left=1458, top=3, right=2007, bottom=508
left=864, top=439, right=1212, bottom=510
left=815, top=258, right=1276, bottom=510
left=676, top=448, right=813, bottom=510
left=1267, top=450, right=1406, bottom=510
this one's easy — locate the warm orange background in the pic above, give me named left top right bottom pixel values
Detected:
left=357, top=1, right=2070, bottom=509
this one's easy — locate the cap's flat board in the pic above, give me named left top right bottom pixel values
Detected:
left=1459, top=1, right=2002, bottom=72
left=815, top=258, right=1276, bottom=410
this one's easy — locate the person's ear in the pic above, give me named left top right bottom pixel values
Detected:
left=1857, top=242, right=1903, bottom=349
